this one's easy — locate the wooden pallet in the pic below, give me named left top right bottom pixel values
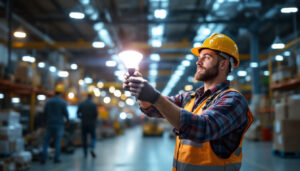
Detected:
left=272, top=149, right=300, bottom=158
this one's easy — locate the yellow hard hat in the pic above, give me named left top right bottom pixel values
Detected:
left=191, top=33, right=239, bottom=68
left=55, top=84, right=65, bottom=93
left=87, top=90, right=94, bottom=96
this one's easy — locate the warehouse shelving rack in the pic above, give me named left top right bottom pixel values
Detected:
left=0, top=79, right=54, bottom=132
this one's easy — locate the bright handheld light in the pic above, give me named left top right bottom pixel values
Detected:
left=118, top=50, right=143, bottom=76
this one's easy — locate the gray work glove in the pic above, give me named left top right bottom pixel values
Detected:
left=123, top=71, right=161, bottom=104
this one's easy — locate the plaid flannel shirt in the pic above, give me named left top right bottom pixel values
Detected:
left=140, top=81, right=249, bottom=158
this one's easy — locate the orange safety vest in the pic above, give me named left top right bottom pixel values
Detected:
left=172, top=88, right=253, bottom=171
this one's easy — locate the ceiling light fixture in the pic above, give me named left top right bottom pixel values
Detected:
left=13, top=31, right=26, bottom=38
left=92, top=41, right=105, bottom=48
left=275, top=55, right=284, bottom=61
left=281, top=7, right=298, bottom=14
left=154, top=9, right=167, bottom=19
left=271, top=36, right=285, bottom=49
left=22, top=56, right=35, bottom=63
left=69, top=12, right=85, bottom=19
left=38, top=62, right=46, bottom=68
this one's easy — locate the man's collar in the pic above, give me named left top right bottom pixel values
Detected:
left=195, top=80, right=230, bottom=96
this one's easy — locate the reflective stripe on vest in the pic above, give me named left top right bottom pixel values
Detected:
left=173, top=88, right=253, bottom=171
left=173, top=158, right=241, bottom=171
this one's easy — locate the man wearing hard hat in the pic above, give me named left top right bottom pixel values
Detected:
left=41, top=84, right=69, bottom=164
left=123, top=33, right=253, bottom=171
left=77, top=91, right=98, bottom=158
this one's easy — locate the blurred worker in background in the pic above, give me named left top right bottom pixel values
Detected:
left=123, top=33, right=253, bottom=171
left=41, top=84, right=69, bottom=164
left=77, top=91, right=98, bottom=158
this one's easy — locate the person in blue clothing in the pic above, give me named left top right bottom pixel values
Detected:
left=41, top=84, right=69, bottom=164
left=77, top=91, right=98, bottom=158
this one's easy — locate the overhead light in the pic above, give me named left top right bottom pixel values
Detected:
left=154, top=9, right=167, bottom=19
left=103, top=97, right=111, bottom=104
left=93, top=22, right=104, bottom=31
left=98, top=29, right=114, bottom=47
left=250, top=62, right=258, bottom=68
left=22, top=56, right=35, bottom=63
left=90, top=13, right=99, bottom=20
left=193, top=42, right=202, bottom=48
left=124, top=91, right=131, bottom=97
left=94, top=88, right=101, bottom=97
left=203, top=28, right=211, bottom=35
left=245, top=75, right=251, bottom=82
left=151, top=39, right=162, bottom=47
left=126, top=98, right=135, bottom=106
left=92, top=41, right=105, bottom=48
left=0, top=93, right=4, bottom=99
left=114, top=89, right=121, bottom=97
left=237, top=70, right=247, bottom=77
left=97, top=81, right=104, bottom=88
left=49, top=66, right=56, bottom=72
left=106, top=60, right=117, bottom=67
left=37, top=94, right=46, bottom=101
left=78, top=79, right=84, bottom=85
left=275, top=55, right=284, bottom=61
left=186, top=54, right=194, bottom=60
left=70, top=64, right=78, bottom=70
left=109, top=86, right=115, bottom=93
left=58, top=71, right=69, bottom=77
left=69, top=12, right=85, bottom=19
left=217, top=0, right=224, bottom=3
left=12, top=97, right=20, bottom=104
left=150, top=54, right=160, bottom=61
left=149, top=70, right=157, bottom=76
left=281, top=7, right=298, bottom=14
left=271, top=43, right=285, bottom=49
left=13, top=31, right=26, bottom=38
left=184, top=85, right=193, bottom=91
left=151, top=25, right=164, bottom=36
left=283, top=51, right=291, bottom=56
left=101, top=91, right=107, bottom=97
left=182, top=60, right=190, bottom=67
left=79, top=0, right=90, bottom=5
left=38, top=62, right=46, bottom=68
left=271, top=36, right=285, bottom=49
left=227, top=75, right=234, bottom=81
left=120, top=112, right=127, bottom=120
left=84, top=77, right=93, bottom=84
left=264, top=71, right=269, bottom=76
left=119, top=101, right=125, bottom=108
left=68, top=92, right=75, bottom=99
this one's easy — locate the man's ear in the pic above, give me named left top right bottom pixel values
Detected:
left=219, top=59, right=228, bottom=71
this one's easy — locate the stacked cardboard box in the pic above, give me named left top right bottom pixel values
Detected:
left=273, top=95, right=300, bottom=152
left=0, top=110, right=32, bottom=169
left=0, top=111, right=24, bottom=154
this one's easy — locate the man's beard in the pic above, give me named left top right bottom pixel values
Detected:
left=194, top=60, right=220, bottom=81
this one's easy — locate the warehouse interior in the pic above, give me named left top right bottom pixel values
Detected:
left=0, top=0, right=300, bottom=170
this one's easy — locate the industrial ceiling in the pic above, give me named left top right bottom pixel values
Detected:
left=0, top=0, right=299, bottom=95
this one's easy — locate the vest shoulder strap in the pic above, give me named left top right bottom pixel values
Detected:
left=202, top=88, right=239, bottom=110
left=182, top=91, right=196, bottom=108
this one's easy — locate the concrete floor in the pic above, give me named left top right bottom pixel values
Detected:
left=31, top=126, right=300, bottom=171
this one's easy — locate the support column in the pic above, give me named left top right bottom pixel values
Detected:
left=249, top=30, right=261, bottom=120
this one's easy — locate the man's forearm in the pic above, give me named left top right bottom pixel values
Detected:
left=153, top=95, right=181, bottom=129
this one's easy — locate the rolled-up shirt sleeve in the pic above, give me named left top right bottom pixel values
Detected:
left=177, top=91, right=248, bottom=142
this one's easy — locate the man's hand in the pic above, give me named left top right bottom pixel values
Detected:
left=123, top=71, right=161, bottom=104
left=128, top=77, right=160, bottom=104
left=122, top=71, right=142, bottom=91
